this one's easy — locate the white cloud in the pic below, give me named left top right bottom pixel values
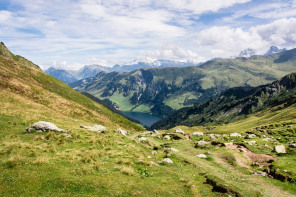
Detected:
left=197, top=17, right=296, bottom=58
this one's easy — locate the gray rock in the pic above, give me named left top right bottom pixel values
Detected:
left=151, top=151, right=157, bottom=155
left=191, top=132, right=203, bottom=136
left=80, top=125, right=106, bottom=133
left=165, top=147, right=178, bottom=152
left=115, top=128, right=127, bottom=136
left=209, top=134, right=216, bottom=139
left=158, top=158, right=173, bottom=164
left=229, top=133, right=242, bottom=137
left=195, top=141, right=210, bottom=147
left=274, top=145, right=286, bottom=153
left=254, top=171, right=267, bottom=176
left=289, top=144, right=296, bottom=148
left=163, top=135, right=171, bottom=140
left=196, top=154, right=207, bottom=158
left=245, top=134, right=257, bottom=139
left=247, top=141, right=256, bottom=145
left=26, top=121, right=66, bottom=133
left=174, top=128, right=185, bottom=135
left=138, top=137, right=147, bottom=142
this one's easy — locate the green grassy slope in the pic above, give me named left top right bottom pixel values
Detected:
left=71, top=49, right=296, bottom=116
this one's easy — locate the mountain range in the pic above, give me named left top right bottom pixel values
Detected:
left=151, top=72, right=296, bottom=129
left=45, top=59, right=202, bottom=84
left=71, top=48, right=296, bottom=117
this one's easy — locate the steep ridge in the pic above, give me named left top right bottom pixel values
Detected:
left=71, top=48, right=296, bottom=116
left=151, top=73, right=296, bottom=129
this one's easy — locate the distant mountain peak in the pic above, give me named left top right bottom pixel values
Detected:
left=238, top=48, right=257, bottom=57
left=264, top=46, right=286, bottom=56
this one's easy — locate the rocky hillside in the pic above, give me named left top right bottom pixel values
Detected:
left=151, top=73, right=296, bottom=129
left=71, top=48, right=296, bottom=116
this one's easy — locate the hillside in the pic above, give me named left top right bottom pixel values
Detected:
left=71, top=48, right=296, bottom=116
left=151, top=73, right=296, bottom=129
left=1, top=43, right=296, bottom=196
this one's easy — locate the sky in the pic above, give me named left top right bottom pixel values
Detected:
left=0, top=0, right=296, bottom=70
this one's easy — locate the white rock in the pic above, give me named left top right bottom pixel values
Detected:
left=80, top=125, right=106, bottom=133
left=147, top=156, right=152, bottom=159
left=115, top=128, right=127, bottom=136
left=229, top=133, right=242, bottom=137
left=274, top=145, right=286, bottom=153
left=262, top=138, right=271, bottom=141
left=195, top=141, right=210, bottom=147
left=158, top=158, right=173, bottom=164
left=209, top=134, right=216, bottom=139
left=247, top=141, right=256, bottom=145
left=191, top=132, right=203, bottom=136
left=245, top=134, right=257, bottom=139
left=165, top=148, right=178, bottom=152
left=26, top=121, right=66, bottom=133
left=174, top=128, right=185, bottom=135
left=151, top=151, right=157, bottom=155
left=196, top=154, right=207, bottom=158
left=138, top=137, right=147, bottom=142
left=163, top=135, right=171, bottom=140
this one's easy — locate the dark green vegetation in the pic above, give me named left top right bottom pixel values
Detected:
left=151, top=73, right=296, bottom=129
left=71, top=49, right=296, bottom=116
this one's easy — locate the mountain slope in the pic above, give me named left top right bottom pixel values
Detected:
left=71, top=48, right=296, bottom=116
left=151, top=72, right=296, bottom=129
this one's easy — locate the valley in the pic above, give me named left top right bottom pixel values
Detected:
left=0, top=43, right=296, bottom=196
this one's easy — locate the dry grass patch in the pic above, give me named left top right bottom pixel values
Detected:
left=115, top=165, right=136, bottom=176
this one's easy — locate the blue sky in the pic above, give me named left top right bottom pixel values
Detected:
left=0, top=0, right=296, bottom=70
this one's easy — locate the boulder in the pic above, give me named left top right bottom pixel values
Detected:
left=289, top=144, right=296, bottom=148
left=254, top=171, right=267, bottom=176
left=194, top=141, right=210, bottom=147
left=245, top=134, right=257, bottom=139
left=247, top=141, right=256, bottom=145
left=174, top=128, right=184, bottom=135
left=191, top=132, right=203, bottom=136
left=158, top=158, right=173, bottom=164
left=25, top=121, right=66, bottom=133
left=223, top=142, right=234, bottom=148
left=115, top=128, right=127, bottom=136
left=138, top=137, right=147, bottom=143
left=163, top=135, right=171, bottom=140
left=139, top=129, right=159, bottom=137
left=229, top=133, right=242, bottom=137
left=80, top=125, right=106, bottom=133
left=196, top=154, right=207, bottom=158
left=165, top=148, right=178, bottom=152
left=274, top=145, right=286, bottom=153
left=208, top=134, right=216, bottom=139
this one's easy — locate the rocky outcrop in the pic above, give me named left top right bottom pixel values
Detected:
left=174, top=128, right=185, bottom=135
left=25, top=121, right=67, bottom=133
left=158, top=158, right=173, bottom=164
left=80, top=125, right=106, bottom=133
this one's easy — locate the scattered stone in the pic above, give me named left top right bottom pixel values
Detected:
left=245, top=134, right=257, bottom=139
left=274, top=145, right=286, bottom=153
left=229, top=133, right=242, bottom=137
left=196, top=154, right=207, bottom=158
left=264, top=144, right=273, bottom=149
left=254, top=171, right=267, bottom=176
left=138, top=137, right=147, bottom=143
left=174, top=128, right=185, bottom=135
left=239, top=148, right=246, bottom=152
left=158, top=158, right=173, bottom=164
left=163, top=135, right=171, bottom=140
left=194, top=141, right=210, bottom=147
left=165, top=147, right=178, bottom=152
left=191, top=132, right=203, bottom=136
left=152, top=151, right=157, bottom=155
left=147, top=156, right=152, bottom=159
left=150, top=161, right=155, bottom=165
left=209, top=134, right=216, bottom=139
left=289, top=144, right=296, bottom=148
left=262, top=138, right=271, bottom=141
left=63, top=134, right=72, bottom=138
left=80, top=125, right=106, bottom=133
left=247, top=141, right=256, bottom=145
left=139, top=130, right=159, bottom=137
left=25, top=121, right=67, bottom=133
left=223, top=142, right=234, bottom=148
left=166, top=153, right=172, bottom=157
left=115, top=128, right=127, bottom=136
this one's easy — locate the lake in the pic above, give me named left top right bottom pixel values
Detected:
left=121, top=111, right=163, bottom=127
